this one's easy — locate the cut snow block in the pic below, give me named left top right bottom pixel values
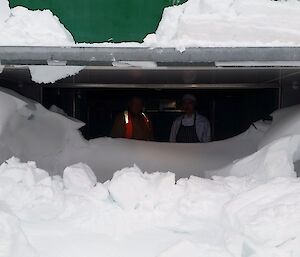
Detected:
left=108, top=165, right=147, bottom=210
left=63, top=163, right=97, bottom=190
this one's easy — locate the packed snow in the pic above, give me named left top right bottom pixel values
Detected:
left=0, top=88, right=299, bottom=256
left=144, top=0, right=300, bottom=50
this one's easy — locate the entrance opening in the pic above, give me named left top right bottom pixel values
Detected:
left=42, top=87, right=279, bottom=141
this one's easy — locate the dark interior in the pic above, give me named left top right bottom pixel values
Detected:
left=2, top=66, right=300, bottom=142
left=41, top=88, right=279, bottom=141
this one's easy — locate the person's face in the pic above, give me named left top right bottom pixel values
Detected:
left=183, top=100, right=195, bottom=114
left=129, top=97, right=144, bottom=115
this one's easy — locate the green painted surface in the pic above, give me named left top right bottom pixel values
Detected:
left=9, top=0, right=185, bottom=43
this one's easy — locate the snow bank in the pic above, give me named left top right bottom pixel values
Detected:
left=0, top=129, right=300, bottom=257
left=144, top=0, right=300, bottom=50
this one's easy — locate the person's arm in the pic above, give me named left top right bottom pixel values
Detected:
left=110, top=114, right=125, bottom=138
left=195, top=116, right=211, bottom=143
left=169, top=119, right=179, bottom=142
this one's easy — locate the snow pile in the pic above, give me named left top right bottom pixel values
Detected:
left=144, top=0, right=300, bottom=49
left=0, top=0, right=84, bottom=83
left=0, top=130, right=300, bottom=257
left=0, top=91, right=299, bottom=256
left=0, top=89, right=85, bottom=174
left=0, top=1, right=74, bottom=46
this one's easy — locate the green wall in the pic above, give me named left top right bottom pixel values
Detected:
left=9, top=0, right=185, bottom=43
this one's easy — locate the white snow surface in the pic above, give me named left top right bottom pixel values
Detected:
left=2, top=0, right=300, bottom=51
left=144, top=0, right=300, bottom=50
left=0, top=88, right=300, bottom=256
left=0, top=3, right=74, bottom=46
left=1, top=135, right=300, bottom=257
left=28, top=66, right=84, bottom=84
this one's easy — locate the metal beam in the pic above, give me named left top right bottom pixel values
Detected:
left=46, top=83, right=279, bottom=89
left=1, top=46, right=300, bottom=67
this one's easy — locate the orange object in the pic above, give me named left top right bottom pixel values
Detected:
left=124, top=111, right=150, bottom=139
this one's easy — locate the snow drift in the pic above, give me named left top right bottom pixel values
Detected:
left=0, top=89, right=299, bottom=256
left=144, top=0, right=300, bottom=50
left=0, top=87, right=299, bottom=181
left=0, top=87, right=268, bottom=181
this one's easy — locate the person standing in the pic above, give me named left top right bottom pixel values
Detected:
left=111, top=96, right=153, bottom=141
left=170, top=94, right=211, bottom=143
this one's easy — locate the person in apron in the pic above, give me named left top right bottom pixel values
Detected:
left=176, top=114, right=200, bottom=143
left=170, top=94, right=211, bottom=143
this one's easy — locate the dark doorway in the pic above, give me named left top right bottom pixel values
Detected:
left=42, top=87, right=279, bottom=141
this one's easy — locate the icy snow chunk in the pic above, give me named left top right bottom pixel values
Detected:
left=29, top=66, right=84, bottom=84
left=108, top=165, right=148, bottom=210
left=0, top=157, right=49, bottom=186
left=108, top=165, right=177, bottom=210
left=63, top=163, right=97, bottom=190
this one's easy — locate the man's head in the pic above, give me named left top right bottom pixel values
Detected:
left=128, top=96, right=144, bottom=115
left=182, top=94, right=197, bottom=115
